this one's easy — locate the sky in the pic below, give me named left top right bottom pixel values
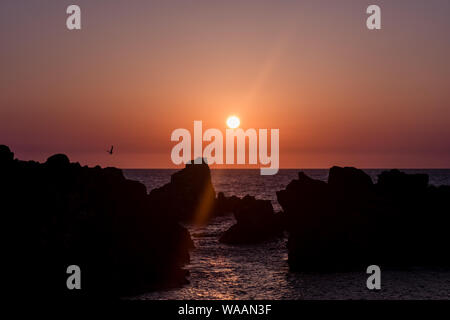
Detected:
left=1, top=0, right=449, bottom=168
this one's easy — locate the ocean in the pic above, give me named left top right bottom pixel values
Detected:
left=123, top=169, right=450, bottom=300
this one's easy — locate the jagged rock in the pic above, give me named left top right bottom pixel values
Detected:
left=219, top=195, right=283, bottom=244
left=214, top=192, right=242, bottom=216
left=148, top=159, right=216, bottom=223
left=277, top=170, right=362, bottom=271
left=277, top=172, right=329, bottom=215
left=2, top=146, right=193, bottom=298
left=276, top=166, right=450, bottom=272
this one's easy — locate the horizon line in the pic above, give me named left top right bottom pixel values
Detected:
left=121, top=167, right=450, bottom=170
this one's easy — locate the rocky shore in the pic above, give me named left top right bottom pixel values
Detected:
left=277, top=166, right=450, bottom=271
left=2, top=144, right=449, bottom=298
left=1, top=145, right=193, bottom=298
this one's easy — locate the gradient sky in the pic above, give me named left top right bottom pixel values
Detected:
left=1, top=0, right=449, bottom=168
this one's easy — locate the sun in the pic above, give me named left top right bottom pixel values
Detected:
left=226, top=116, right=240, bottom=129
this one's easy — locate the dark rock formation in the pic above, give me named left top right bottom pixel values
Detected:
left=277, top=166, right=450, bottom=272
left=1, top=145, right=193, bottom=298
left=46, top=153, right=71, bottom=168
left=214, top=192, right=242, bottom=216
left=377, top=169, right=428, bottom=195
left=0, top=144, right=14, bottom=163
left=148, top=159, right=216, bottom=224
left=328, top=166, right=374, bottom=193
left=219, top=195, right=283, bottom=244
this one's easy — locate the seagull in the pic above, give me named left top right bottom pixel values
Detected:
left=107, top=145, right=114, bottom=155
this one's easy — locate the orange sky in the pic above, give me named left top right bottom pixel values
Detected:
left=1, top=0, right=449, bottom=168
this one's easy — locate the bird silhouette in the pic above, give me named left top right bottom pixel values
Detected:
left=107, top=145, right=114, bottom=155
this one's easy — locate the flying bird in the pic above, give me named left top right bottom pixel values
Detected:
left=107, top=145, right=114, bottom=155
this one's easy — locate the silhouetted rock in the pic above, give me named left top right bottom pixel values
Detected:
left=277, top=166, right=450, bottom=272
left=377, top=169, right=428, bottom=195
left=46, top=153, right=70, bottom=168
left=214, top=192, right=242, bottom=216
left=0, top=145, right=14, bottom=163
left=328, top=166, right=373, bottom=193
left=219, top=195, right=283, bottom=244
left=277, top=172, right=329, bottom=216
left=1, top=146, right=193, bottom=298
left=148, top=159, right=216, bottom=224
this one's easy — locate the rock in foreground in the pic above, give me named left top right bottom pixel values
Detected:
left=148, top=159, right=216, bottom=224
left=277, top=166, right=450, bottom=271
left=1, top=145, right=193, bottom=298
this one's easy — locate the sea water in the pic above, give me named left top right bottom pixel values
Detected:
left=124, top=169, right=450, bottom=300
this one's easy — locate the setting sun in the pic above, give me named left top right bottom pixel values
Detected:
left=226, top=116, right=240, bottom=129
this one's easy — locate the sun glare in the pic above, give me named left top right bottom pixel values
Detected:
left=226, top=116, right=240, bottom=129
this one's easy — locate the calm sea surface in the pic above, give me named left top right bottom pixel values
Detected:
left=123, top=169, right=450, bottom=300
